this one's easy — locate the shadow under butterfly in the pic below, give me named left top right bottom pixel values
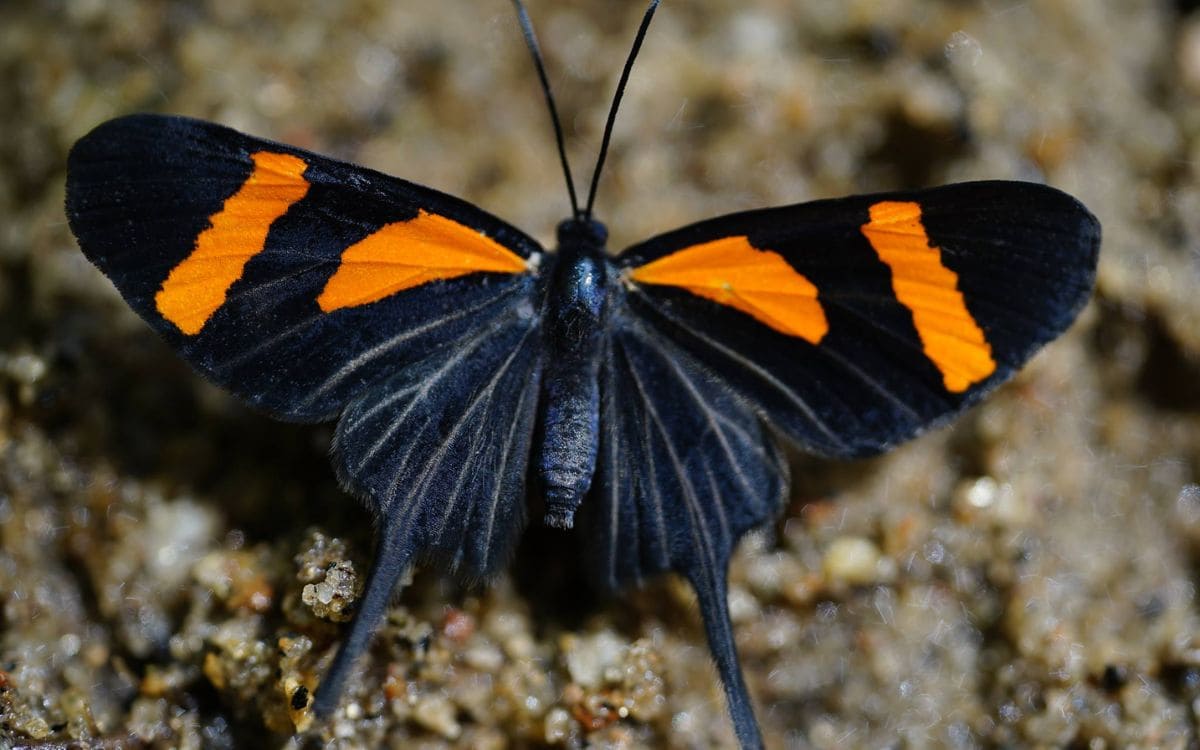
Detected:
left=64, top=1, right=1100, bottom=747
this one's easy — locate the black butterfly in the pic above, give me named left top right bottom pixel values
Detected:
left=64, top=2, right=1099, bottom=747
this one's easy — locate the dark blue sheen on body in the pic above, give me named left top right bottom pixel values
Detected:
left=538, top=218, right=611, bottom=528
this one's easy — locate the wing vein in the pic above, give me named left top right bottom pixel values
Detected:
left=349, top=305, right=523, bottom=471
left=297, top=284, right=527, bottom=410
left=600, top=336, right=628, bottom=589
left=627, top=286, right=849, bottom=452
left=426, top=323, right=540, bottom=545
left=480, top=364, right=541, bottom=559
left=625, top=346, right=723, bottom=582
left=622, top=321, right=760, bottom=509
left=618, top=340, right=673, bottom=572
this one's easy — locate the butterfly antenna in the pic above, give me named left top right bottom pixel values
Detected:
left=512, top=0, right=580, bottom=217
left=583, top=0, right=662, bottom=220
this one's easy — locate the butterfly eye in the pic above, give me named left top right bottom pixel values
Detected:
left=556, top=217, right=609, bottom=248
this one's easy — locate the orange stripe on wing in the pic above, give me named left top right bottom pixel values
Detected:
left=629, top=236, right=828, bottom=344
left=317, top=209, right=528, bottom=312
left=860, top=200, right=995, bottom=393
left=156, top=151, right=310, bottom=335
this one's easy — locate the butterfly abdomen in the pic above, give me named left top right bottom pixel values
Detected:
left=537, top=219, right=613, bottom=529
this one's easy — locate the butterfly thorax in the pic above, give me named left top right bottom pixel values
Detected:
left=537, top=217, right=612, bottom=529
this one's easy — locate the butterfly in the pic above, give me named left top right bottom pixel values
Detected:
left=63, top=1, right=1099, bottom=747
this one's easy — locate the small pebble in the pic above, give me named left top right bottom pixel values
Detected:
left=413, top=692, right=461, bottom=740
left=563, top=630, right=627, bottom=690
left=823, top=536, right=883, bottom=587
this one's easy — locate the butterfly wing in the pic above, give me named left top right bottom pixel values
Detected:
left=590, top=181, right=1099, bottom=747
left=616, top=181, right=1100, bottom=458
left=66, top=114, right=547, bottom=712
left=312, top=296, right=544, bottom=714
left=583, top=314, right=788, bottom=748
left=66, top=114, right=542, bottom=422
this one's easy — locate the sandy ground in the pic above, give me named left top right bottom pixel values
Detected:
left=2, top=0, right=1199, bottom=748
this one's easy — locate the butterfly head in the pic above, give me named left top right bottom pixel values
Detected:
left=556, top=216, right=608, bottom=252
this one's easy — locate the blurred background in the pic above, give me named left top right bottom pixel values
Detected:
left=1, top=0, right=1198, bottom=747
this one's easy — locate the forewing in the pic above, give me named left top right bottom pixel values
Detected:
left=618, top=181, right=1100, bottom=457
left=66, top=114, right=541, bottom=421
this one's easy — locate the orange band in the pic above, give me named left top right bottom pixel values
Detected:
left=860, top=201, right=995, bottom=392
left=318, top=209, right=528, bottom=312
left=629, top=236, right=828, bottom=344
left=156, top=151, right=310, bottom=335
